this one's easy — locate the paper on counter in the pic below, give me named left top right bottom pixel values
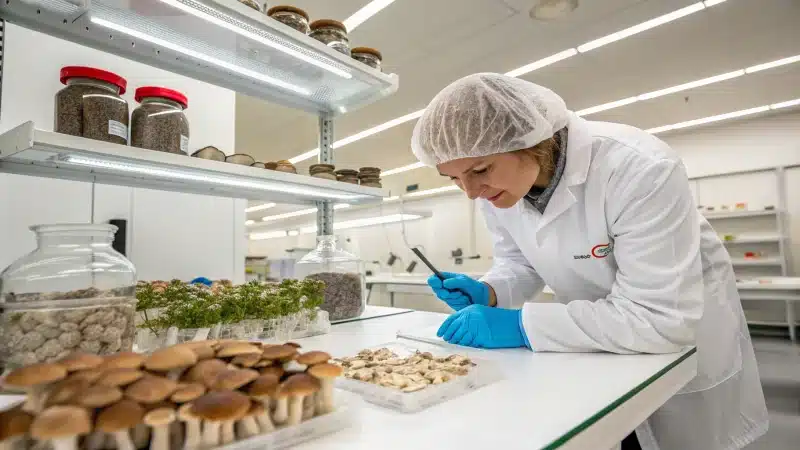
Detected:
left=396, top=325, right=444, bottom=346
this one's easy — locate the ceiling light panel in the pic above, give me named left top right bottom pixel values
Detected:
left=344, top=0, right=398, bottom=31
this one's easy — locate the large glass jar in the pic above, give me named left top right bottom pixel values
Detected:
left=295, top=236, right=365, bottom=321
left=55, top=66, right=129, bottom=145
left=0, top=224, right=137, bottom=370
left=309, top=20, right=351, bottom=55
left=267, top=5, right=310, bottom=34
left=131, top=87, right=190, bottom=155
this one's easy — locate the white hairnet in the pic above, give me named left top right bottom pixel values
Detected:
left=411, top=73, right=570, bottom=167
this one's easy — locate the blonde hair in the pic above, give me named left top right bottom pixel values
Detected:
left=515, top=135, right=559, bottom=174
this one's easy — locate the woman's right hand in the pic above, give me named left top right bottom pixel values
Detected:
left=427, top=272, right=490, bottom=311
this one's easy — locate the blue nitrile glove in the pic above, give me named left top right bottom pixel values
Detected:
left=190, top=277, right=213, bottom=287
left=426, top=272, right=490, bottom=311
left=437, top=304, right=530, bottom=349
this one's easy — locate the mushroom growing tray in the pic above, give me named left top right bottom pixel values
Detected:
left=216, top=389, right=360, bottom=449
left=333, top=341, right=502, bottom=413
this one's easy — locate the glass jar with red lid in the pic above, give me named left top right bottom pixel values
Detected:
left=130, top=87, right=190, bottom=155
left=55, top=66, right=129, bottom=145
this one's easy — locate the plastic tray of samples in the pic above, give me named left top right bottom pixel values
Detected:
left=333, top=340, right=502, bottom=413
left=217, top=389, right=360, bottom=450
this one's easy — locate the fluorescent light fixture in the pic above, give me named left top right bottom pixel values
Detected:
left=61, top=155, right=363, bottom=201
left=251, top=214, right=428, bottom=240
left=383, top=196, right=400, bottom=202
left=260, top=203, right=349, bottom=222
left=249, top=230, right=288, bottom=240
left=344, top=0, right=397, bottom=31
left=504, top=49, right=578, bottom=78
left=577, top=2, right=706, bottom=53
left=245, top=202, right=277, bottom=213
left=406, top=185, right=460, bottom=198
left=288, top=148, right=320, bottom=164
left=383, top=162, right=426, bottom=176
left=770, top=98, right=800, bottom=109
left=637, top=70, right=745, bottom=100
left=245, top=219, right=255, bottom=226
left=745, top=55, right=800, bottom=74
left=90, top=17, right=311, bottom=95
left=646, top=105, right=773, bottom=134
left=158, top=0, right=351, bottom=79
left=288, top=230, right=300, bottom=237
left=703, top=0, right=729, bottom=6
left=575, top=97, right=638, bottom=116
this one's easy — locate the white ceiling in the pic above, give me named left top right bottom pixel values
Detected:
left=237, top=0, right=800, bottom=218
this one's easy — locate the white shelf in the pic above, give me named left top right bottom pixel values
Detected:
left=0, top=122, right=388, bottom=204
left=721, top=233, right=784, bottom=244
left=702, top=209, right=781, bottom=219
left=0, top=0, right=398, bottom=114
left=730, top=257, right=784, bottom=267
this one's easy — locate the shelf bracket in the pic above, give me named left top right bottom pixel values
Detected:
left=316, top=114, right=334, bottom=236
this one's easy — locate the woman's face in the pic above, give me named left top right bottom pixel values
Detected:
left=437, top=152, right=542, bottom=209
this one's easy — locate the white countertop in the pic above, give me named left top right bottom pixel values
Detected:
left=296, top=310, right=697, bottom=450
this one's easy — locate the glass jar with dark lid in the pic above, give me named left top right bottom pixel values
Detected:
left=351, top=47, right=383, bottom=71
left=55, top=66, right=129, bottom=145
left=309, top=19, right=350, bottom=55
left=267, top=5, right=310, bottom=34
left=131, top=87, right=190, bottom=155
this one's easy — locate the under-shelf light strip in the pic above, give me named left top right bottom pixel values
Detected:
left=288, top=0, right=730, bottom=164
left=89, top=17, right=311, bottom=96
left=260, top=203, right=350, bottom=222
left=62, top=156, right=361, bottom=201
left=245, top=202, right=277, bottom=213
left=250, top=214, right=426, bottom=240
left=158, top=0, right=351, bottom=79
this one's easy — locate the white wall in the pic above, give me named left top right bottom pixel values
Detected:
left=0, top=24, right=246, bottom=282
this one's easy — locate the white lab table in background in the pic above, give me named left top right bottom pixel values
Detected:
left=737, top=277, right=800, bottom=342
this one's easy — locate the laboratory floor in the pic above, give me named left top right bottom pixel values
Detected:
left=746, top=337, right=800, bottom=449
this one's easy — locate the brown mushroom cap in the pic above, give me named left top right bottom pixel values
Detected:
left=231, top=353, right=261, bottom=368
left=67, top=369, right=105, bottom=384
left=170, top=383, right=206, bottom=403
left=284, top=342, right=302, bottom=349
left=176, top=403, right=196, bottom=421
left=295, top=351, right=331, bottom=366
left=143, top=407, right=175, bottom=427
left=30, top=406, right=91, bottom=439
left=79, top=385, right=123, bottom=408
left=96, top=369, right=145, bottom=387
left=4, top=363, right=67, bottom=388
left=216, top=343, right=261, bottom=358
left=261, top=345, right=297, bottom=362
left=182, top=359, right=228, bottom=387
left=248, top=401, right=265, bottom=417
left=186, top=345, right=215, bottom=361
left=144, top=346, right=198, bottom=372
left=259, top=366, right=285, bottom=378
left=309, top=19, right=347, bottom=33
left=58, top=353, right=104, bottom=372
left=125, top=377, right=177, bottom=404
left=100, top=352, right=145, bottom=370
left=211, top=369, right=259, bottom=391
left=0, top=407, right=33, bottom=440
left=45, top=378, right=90, bottom=406
left=308, top=363, right=344, bottom=379
left=95, top=400, right=145, bottom=432
left=282, top=374, right=320, bottom=396
left=190, top=391, right=250, bottom=422
left=247, top=374, right=280, bottom=397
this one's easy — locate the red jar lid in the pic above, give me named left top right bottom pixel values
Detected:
left=134, top=87, right=188, bottom=109
left=60, top=66, right=128, bottom=95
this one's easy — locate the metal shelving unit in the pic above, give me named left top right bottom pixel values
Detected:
left=0, top=0, right=400, bottom=230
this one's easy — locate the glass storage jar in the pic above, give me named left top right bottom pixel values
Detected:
left=55, top=66, right=129, bottom=145
left=267, top=5, right=310, bottom=34
left=309, top=20, right=351, bottom=55
left=237, top=0, right=261, bottom=11
left=0, top=224, right=137, bottom=370
left=294, top=236, right=365, bottom=321
left=131, top=87, right=190, bottom=155
left=351, top=47, right=383, bottom=71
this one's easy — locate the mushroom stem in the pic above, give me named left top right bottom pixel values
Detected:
left=273, top=398, right=288, bottom=425
left=149, top=424, right=170, bottom=450
left=182, top=418, right=202, bottom=450
left=169, top=422, right=183, bottom=450
left=201, top=421, right=221, bottom=448
left=131, top=424, right=149, bottom=449
left=318, top=379, right=335, bottom=415
left=254, top=401, right=274, bottom=433
left=235, top=417, right=260, bottom=439
left=110, top=430, right=135, bottom=450
left=84, top=432, right=107, bottom=450
left=287, top=395, right=305, bottom=426
left=220, top=421, right=236, bottom=445
left=50, top=436, right=78, bottom=450
left=302, top=395, right=315, bottom=420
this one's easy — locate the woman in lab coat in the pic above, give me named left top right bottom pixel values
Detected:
left=412, top=73, right=768, bottom=450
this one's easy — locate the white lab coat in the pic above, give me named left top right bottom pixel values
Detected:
left=480, top=114, right=768, bottom=450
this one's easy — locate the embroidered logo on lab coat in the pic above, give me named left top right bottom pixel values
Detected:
left=591, top=243, right=613, bottom=258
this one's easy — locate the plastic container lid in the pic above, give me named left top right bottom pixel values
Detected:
left=60, top=66, right=128, bottom=94
left=134, top=86, right=189, bottom=109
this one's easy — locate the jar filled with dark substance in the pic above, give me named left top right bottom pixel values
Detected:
left=237, top=0, right=261, bottom=11
left=55, top=66, right=129, bottom=145
left=267, top=5, right=310, bottom=34
left=351, top=47, right=383, bottom=71
left=309, top=20, right=350, bottom=55
left=131, top=87, right=190, bottom=155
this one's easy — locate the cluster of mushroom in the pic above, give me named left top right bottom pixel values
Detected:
left=334, top=348, right=474, bottom=393
left=0, top=340, right=343, bottom=450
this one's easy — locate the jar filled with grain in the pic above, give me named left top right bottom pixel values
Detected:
left=131, top=87, right=190, bottom=155
left=267, top=5, right=310, bottom=34
left=309, top=20, right=350, bottom=55
left=351, top=47, right=383, bottom=71
left=0, top=224, right=137, bottom=371
left=295, top=235, right=366, bottom=321
left=55, top=66, right=129, bottom=145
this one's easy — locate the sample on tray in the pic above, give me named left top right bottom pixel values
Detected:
left=334, top=348, right=474, bottom=392
left=55, top=66, right=129, bottom=145
left=351, top=47, right=383, bottom=71
left=309, top=20, right=350, bottom=55
left=267, top=5, right=310, bottom=34
left=0, top=224, right=136, bottom=371
left=274, top=160, right=298, bottom=174
left=191, top=146, right=226, bottom=162
left=130, top=87, right=190, bottom=155
left=309, top=164, right=337, bottom=181
left=0, top=341, right=344, bottom=450
left=225, top=154, right=256, bottom=166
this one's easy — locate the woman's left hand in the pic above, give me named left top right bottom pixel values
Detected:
left=437, top=304, right=531, bottom=349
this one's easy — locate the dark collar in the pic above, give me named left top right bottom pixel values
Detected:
left=524, top=127, right=568, bottom=214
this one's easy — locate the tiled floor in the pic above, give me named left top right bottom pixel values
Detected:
left=746, top=337, right=800, bottom=449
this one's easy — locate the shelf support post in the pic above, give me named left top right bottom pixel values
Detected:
left=316, top=114, right=334, bottom=236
